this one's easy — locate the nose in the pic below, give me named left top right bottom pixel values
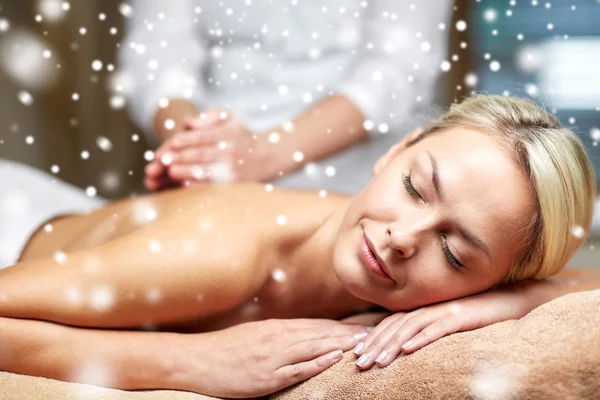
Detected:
left=386, top=214, right=435, bottom=258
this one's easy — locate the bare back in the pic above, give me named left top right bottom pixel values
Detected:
left=11, top=184, right=369, bottom=332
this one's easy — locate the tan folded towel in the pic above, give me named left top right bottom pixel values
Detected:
left=272, top=289, right=600, bottom=400
left=1, top=290, right=598, bottom=399
left=0, top=371, right=224, bottom=400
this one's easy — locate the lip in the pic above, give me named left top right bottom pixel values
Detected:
left=359, top=233, right=395, bottom=282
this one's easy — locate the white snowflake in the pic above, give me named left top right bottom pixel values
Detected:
left=38, top=0, right=67, bottom=22
left=144, top=150, right=154, bottom=161
left=572, top=225, right=585, bottom=239
left=271, top=268, right=287, bottom=283
left=96, top=136, right=113, bottom=152
left=293, top=151, right=304, bottom=162
left=89, top=285, right=115, bottom=312
left=53, top=250, right=67, bottom=264
left=484, top=9, right=497, bottom=22
left=145, top=288, right=162, bottom=304
left=0, top=18, right=9, bottom=32
left=464, top=72, right=478, bottom=87
left=18, top=91, right=34, bottom=106
left=207, top=162, right=233, bottom=182
left=110, top=95, right=126, bottom=109
left=91, top=59, right=103, bottom=71
left=148, top=239, right=162, bottom=253
left=85, top=186, right=97, bottom=197
left=70, top=360, right=115, bottom=390
left=130, top=200, right=158, bottom=225
left=471, top=362, right=525, bottom=399
left=63, top=285, right=84, bottom=306
left=119, top=3, right=134, bottom=18
left=268, top=132, right=280, bottom=143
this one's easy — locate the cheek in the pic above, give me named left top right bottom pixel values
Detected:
left=386, top=263, right=470, bottom=309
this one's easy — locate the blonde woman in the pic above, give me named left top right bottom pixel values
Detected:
left=0, top=95, right=597, bottom=398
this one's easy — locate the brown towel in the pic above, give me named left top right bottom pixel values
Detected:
left=272, top=289, right=600, bottom=400
left=1, top=290, right=598, bottom=399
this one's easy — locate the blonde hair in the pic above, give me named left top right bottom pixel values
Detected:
left=408, top=95, right=596, bottom=284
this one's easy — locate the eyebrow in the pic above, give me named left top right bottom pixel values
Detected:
left=426, top=151, right=492, bottom=262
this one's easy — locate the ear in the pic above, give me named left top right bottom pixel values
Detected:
left=373, top=128, right=424, bottom=175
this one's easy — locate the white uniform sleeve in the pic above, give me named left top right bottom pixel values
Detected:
left=333, top=0, right=453, bottom=134
left=118, top=0, right=208, bottom=143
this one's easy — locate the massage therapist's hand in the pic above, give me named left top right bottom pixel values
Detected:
left=173, top=318, right=370, bottom=398
left=353, top=283, right=539, bottom=370
left=146, top=110, right=277, bottom=190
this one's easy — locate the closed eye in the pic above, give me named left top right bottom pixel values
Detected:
left=402, top=173, right=423, bottom=202
left=402, top=172, right=463, bottom=271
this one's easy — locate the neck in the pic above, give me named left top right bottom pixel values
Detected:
left=286, top=196, right=375, bottom=317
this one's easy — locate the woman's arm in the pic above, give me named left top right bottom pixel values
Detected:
left=0, top=207, right=268, bottom=328
left=0, top=317, right=179, bottom=390
left=351, top=267, right=600, bottom=370
left=0, top=316, right=369, bottom=398
left=522, top=267, right=600, bottom=306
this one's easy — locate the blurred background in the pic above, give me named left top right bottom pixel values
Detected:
left=0, top=1, right=598, bottom=262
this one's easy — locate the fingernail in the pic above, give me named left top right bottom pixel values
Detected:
left=327, top=349, right=343, bottom=361
left=353, top=332, right=368, bottom=341
left=402, top=340, right=413, bottom=350
left=375, top=351, right=387, bottom=364
left=366, top=326, right=376, bottom=332
left=353, top=342, right=365, bottom=355
left=356, top=354, right=369, bottom=367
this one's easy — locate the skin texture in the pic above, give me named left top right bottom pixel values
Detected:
left=1, top=126, right=598, bottom=397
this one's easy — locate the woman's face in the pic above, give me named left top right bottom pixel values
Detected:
left=333, top=127, right=536, bottom=310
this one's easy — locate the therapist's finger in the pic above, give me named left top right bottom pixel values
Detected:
left=168, top=164, right=212, bottom=181
left=145, top=174, right=180, bottom=192
left=184, top=109, right=223, bottom=130
left=144, top=160, right=165, bottom=178
left=172, top=146, right=226, bottom=164
left=170, top=129, right=228, bottom=149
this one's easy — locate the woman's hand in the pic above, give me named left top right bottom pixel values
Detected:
left=353, top=284, right=539, bottom=370
left=145, top=110, right=277, bottom=190
left=173, top=318, right=370, bottom=398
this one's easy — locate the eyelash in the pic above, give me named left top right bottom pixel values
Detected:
left=401, top=173, right=463, bottom=271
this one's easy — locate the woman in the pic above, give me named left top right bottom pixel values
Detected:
left=118, top=0, right=452, bottom=192
left=0, top=95, right=597, bottom=398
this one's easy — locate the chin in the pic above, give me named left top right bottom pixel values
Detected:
left=333, top=256, right=384, bottom=306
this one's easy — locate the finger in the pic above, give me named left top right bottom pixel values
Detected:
left=283, top=333, right=366, bottom=366
left=399, top=314, right=463, bottom=355
left=274, top=349, right=343, bottom=390
left=145, top=160, right=165, bottom=178
left=168, top=164, right=211, bottom=181
left=184, top=109, right=223, bottom=129
left=171, top=122, right=236, bottom=149
left=352, top=313, right=406, bottom=356
left=371, top=315, right=458, bottom=368
left=355, top=315, right=430, bottom=370
left=170, top=131, right=219, bottom=149
left=171, top=146, right=221, bottom=164
left=145, top=174, right=180, bottom=192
